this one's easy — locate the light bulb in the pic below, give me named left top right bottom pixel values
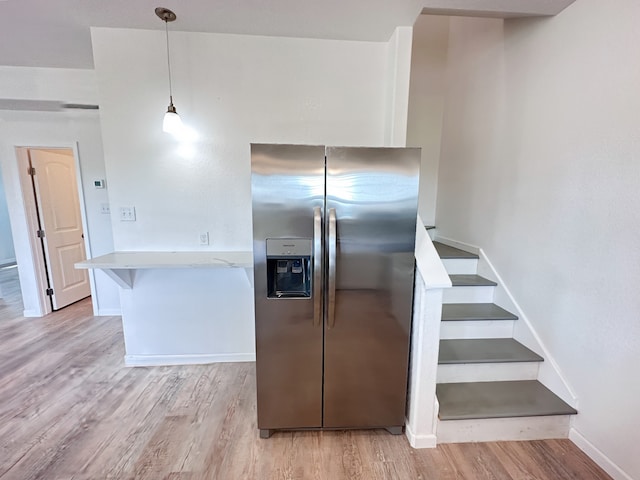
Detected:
left=163, top=109, right=183, bottom=135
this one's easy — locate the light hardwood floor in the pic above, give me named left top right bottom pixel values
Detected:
left=0, top=266, right=612, bottom=480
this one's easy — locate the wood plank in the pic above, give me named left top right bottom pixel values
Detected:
left=433, top=241, right=478, bottom=259
left=439, top=338, right=543, bottom=364
left=437, top=381, right=577, bottom=420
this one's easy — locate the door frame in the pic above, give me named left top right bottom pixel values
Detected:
left=15, top=143, right=97, bottom=316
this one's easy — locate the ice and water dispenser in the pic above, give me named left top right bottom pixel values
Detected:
left=266, top=238, right=311, bottom=298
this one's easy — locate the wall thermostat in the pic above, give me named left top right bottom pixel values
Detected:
left=94, top=179, right=106, bottom=188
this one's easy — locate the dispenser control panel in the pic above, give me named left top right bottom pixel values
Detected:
left=266, top=238, right=312, bottom=257
left=265, top=238, right=312, bottom=298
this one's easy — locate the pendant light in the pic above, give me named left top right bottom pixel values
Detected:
left=155, top=7, right=183, bottom=135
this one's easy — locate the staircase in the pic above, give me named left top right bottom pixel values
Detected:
left=433, top=240, right=577, bottom=443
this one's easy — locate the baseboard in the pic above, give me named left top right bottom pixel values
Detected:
left=124, top=353, right=256, bottom=367
left=23, top=309, right=42, bottom=317
left=477, top=248, right=578, bottom=408
left=96, top=308, right=122, bottom=316
left=405, top=422, right=437, bottom=449
left=570, top=428, right=633, bottom=480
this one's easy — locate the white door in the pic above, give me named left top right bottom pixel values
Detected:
left=29, top=149, right=90, bottom=310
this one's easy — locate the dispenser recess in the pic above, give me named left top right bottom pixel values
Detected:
left=266, top=238, right=312, bottom=298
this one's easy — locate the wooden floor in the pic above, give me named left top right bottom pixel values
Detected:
left=0, top=266, right=612, bottom=480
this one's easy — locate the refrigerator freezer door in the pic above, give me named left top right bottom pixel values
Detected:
left=251, top=144, right=325, bottom=430
left=323, top=146, right=420, bottom=429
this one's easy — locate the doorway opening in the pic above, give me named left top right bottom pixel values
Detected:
left=16, top=147, right=91, bottom=314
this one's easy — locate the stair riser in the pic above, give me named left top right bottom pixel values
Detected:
left=436, top=415, right=571, bottom=443
left=437, top=362, right=540, bottom=383
left=440, top=320, right=515, bottom=339
left=441, top=258, right=478, bottom=275
left=443, top=286, right=495, bottom=303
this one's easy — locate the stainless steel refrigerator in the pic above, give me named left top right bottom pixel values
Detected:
left=251, top=144, right=420, bottom=438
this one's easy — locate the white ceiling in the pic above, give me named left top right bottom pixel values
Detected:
left=0, top=0, right=576, bottom=69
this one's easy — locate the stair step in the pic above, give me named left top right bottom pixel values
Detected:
left=437, top=361, right=540, bottom=383
left=441, top=258, right=478, bottom=275
left=443, top=286, right=495, bottom=304
left=442, top=303, right=518, bottom=322
left=449, top=274, right=497, bottom=287
left=433, top=241, right=478, bottom=259
left=436, top=415, right=572, bottom=443
left=437, top=380, right=577, bottom=421
left=440, top=320, right=515, bottom=340
left=439, top=338, right=543, bottom=364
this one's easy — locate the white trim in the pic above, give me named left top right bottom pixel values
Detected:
left=477, top=247, right=578, bottom=407
left=96, top=308, right=122, bottom=316
left=437, top=361, right=540, bottom=383
left=71, top=141, right=100, bottom=316
left=570, top=428, right=633, bottom=480
left=433, top=233, right=578, bottom=408
left=15, top=147, right=49, bottom=317
left=415, top=215, right=451, bottom=289
left=23, top=309, right=41, bottom=317
left=440, top=258, right=478, bottom=274
left=124, top=353, right=256, bottom=367
left=405, top=422, right=437, bottom=449
left=437, top=415, right=571, bottom=444
left=405, top=278, right=443, bottom=448
left=440, top=319, right=514, bottom=339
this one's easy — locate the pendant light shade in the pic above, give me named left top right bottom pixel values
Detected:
left=163, top=99, right=182, bottom=134
left=156, top=7, right=182, bottom=135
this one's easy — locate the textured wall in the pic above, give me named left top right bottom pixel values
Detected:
left=434, top=3, right=640, bottom=478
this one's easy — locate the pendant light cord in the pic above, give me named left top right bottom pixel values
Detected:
left=165, top=19, right=174, bottom=104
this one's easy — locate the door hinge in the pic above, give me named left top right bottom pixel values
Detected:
left=36, top=229, right=45, bottom=238
left=28, top=167, right=36, bottom=176
left=46, top=288, right=54, bottom=296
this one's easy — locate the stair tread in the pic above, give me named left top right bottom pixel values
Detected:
left=449, top=274, right=497, bottom=287
left=439, top=338, right=543, bottom=364
left=433, top=241, right=479, bottom=259
left=437, top=380, right=577, bottom=420
left=442, top=303, right=518, bottom=321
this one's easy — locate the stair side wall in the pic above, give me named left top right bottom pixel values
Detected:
left=436, top=235, right=578, bottom=408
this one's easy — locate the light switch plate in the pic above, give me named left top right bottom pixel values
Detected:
left=119, top=206, right=136, bottom=221
left=199, top=232, right=209, bottom=245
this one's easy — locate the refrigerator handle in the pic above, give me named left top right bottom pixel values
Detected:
left=313, top=207, right=323, bottom=327
left=327, top=208, right=337, bottom=329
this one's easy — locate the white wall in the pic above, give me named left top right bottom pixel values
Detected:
left=385, top=27, right=414, bottom=147
left=434, top=2, right=640, bottom=478
left=0, top=167, right=16, bottom=265
left=407, top=15, right=450, bottom=226
left=0, top=66, right=120, bottom=316
left=91, top=27, right=395, bottom=361
left=92, top=28, right=389, bottom=251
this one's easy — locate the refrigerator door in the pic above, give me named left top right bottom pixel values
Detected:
left=251, top=144, right=325, bottom=430
left=323, top=146, right=420, bottom=429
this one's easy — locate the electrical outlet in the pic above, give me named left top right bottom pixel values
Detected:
left=119, top=206, right=136, bottom=222
left=100, top=203, right=110, bottom=214
left=199, top=232, right=209, bottom=246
